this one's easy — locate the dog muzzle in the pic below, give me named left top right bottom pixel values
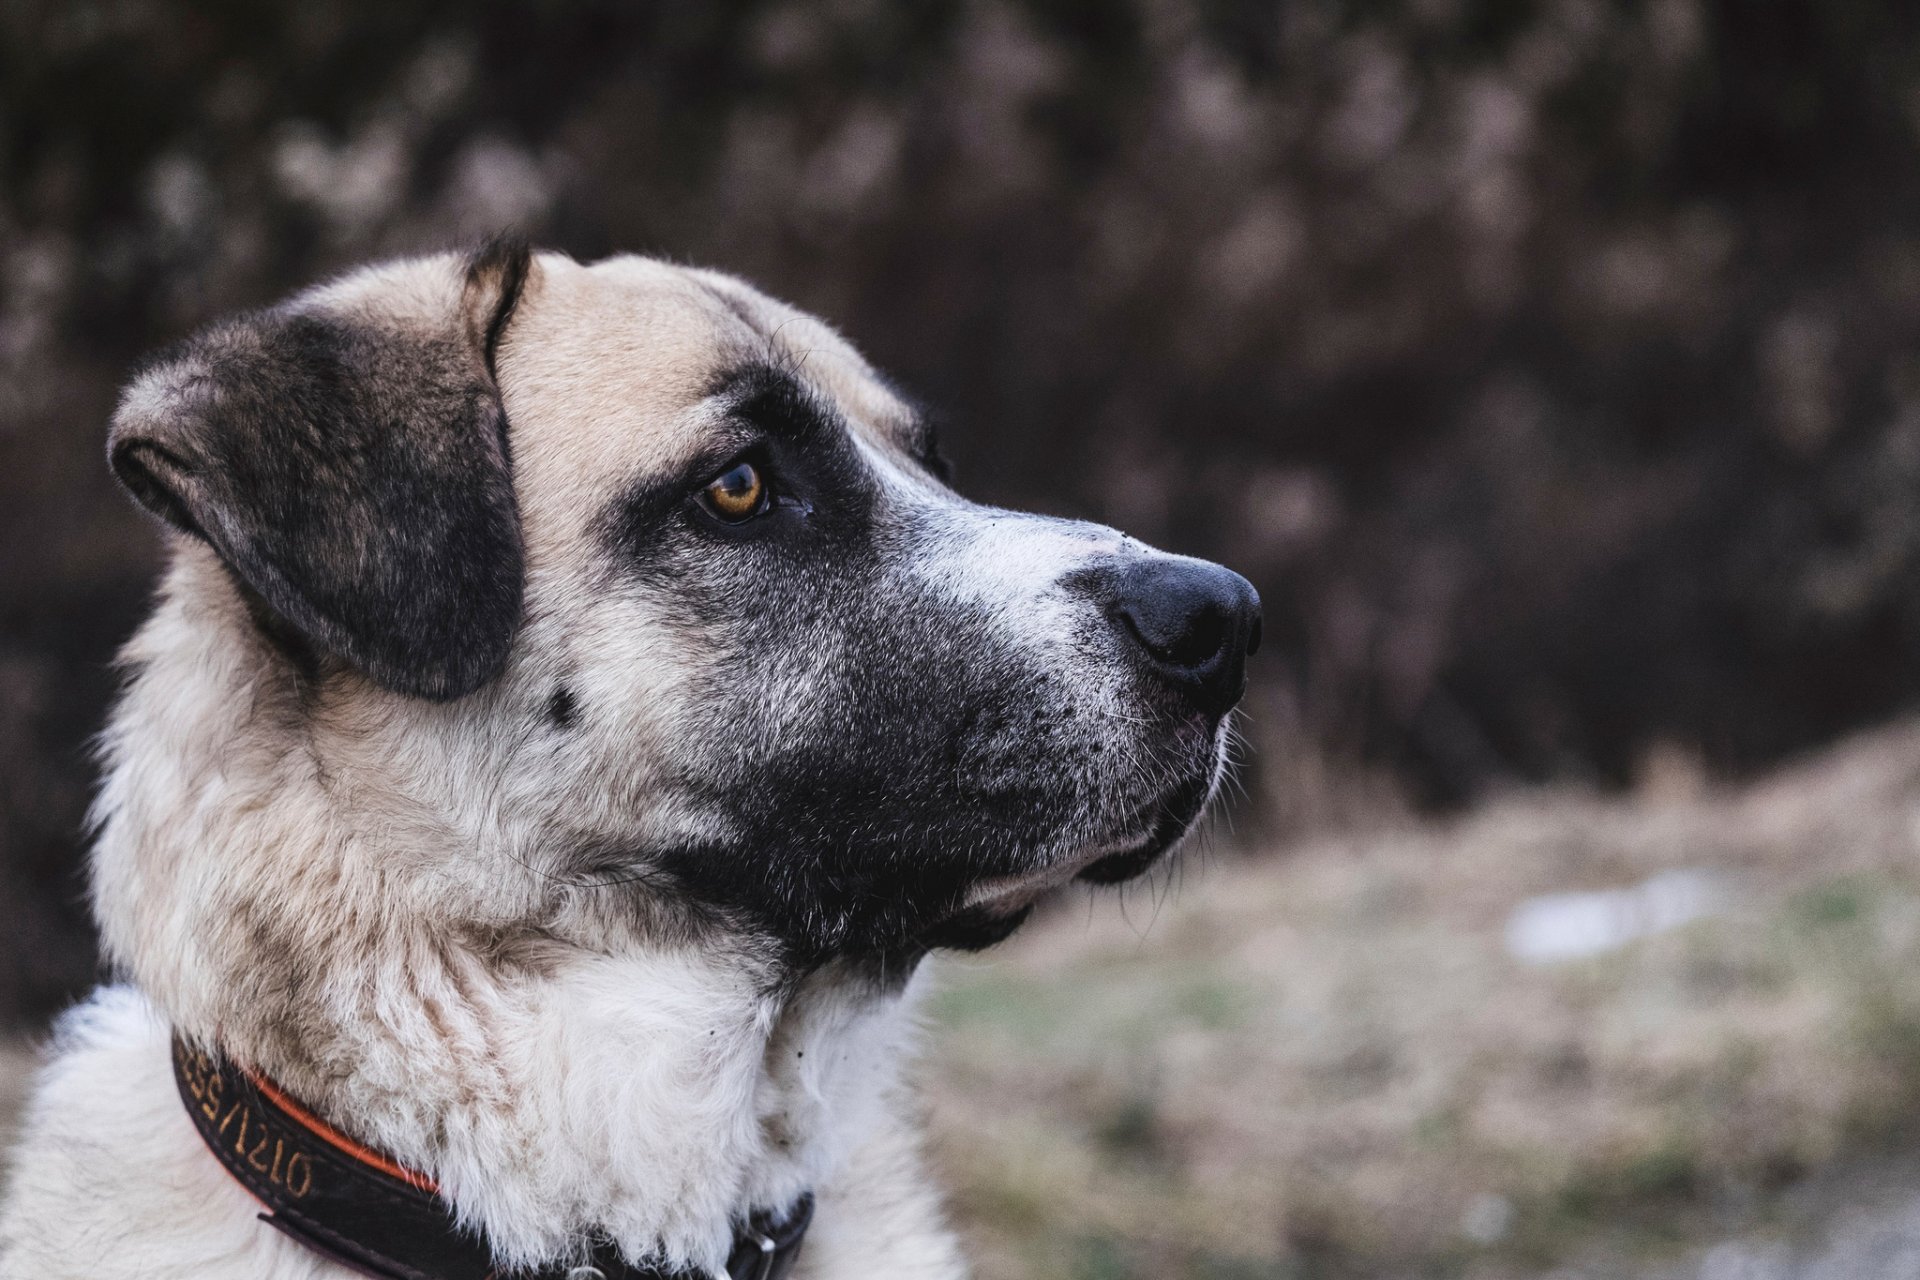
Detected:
left=171, top=1035, right=813, bottom=1280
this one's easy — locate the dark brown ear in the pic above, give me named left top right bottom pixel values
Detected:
left=108, top=240, right=534, bottom=701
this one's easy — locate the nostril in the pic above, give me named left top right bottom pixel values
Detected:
left=1246, top=616, right=1262, bottom=657
left=1117, top=601, right=1227, bottom=670
left=1169, top=604, right=1228, bottom=669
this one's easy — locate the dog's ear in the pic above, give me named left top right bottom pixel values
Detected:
left=108, top=240, right=534, bottom=701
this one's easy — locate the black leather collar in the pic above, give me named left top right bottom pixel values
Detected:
left=172, top=1036, right=812, bottom=1280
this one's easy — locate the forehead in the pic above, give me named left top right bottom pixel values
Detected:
left=498, top=254, right=921, bottom=549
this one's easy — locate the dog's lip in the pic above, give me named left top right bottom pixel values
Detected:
left=963, top=833, right=1156, bottom=916
left=933, top=769, right=1217, bottom=951
left=964, top=771, right=1216, bottom=915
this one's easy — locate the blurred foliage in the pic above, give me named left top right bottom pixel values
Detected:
left=9, top=0, right=1920, bottom=1020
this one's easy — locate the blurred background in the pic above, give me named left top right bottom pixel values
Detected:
left=13, top=1, right=1920, bottom=1276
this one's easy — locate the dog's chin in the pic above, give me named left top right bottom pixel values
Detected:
left=921, top=771, right=1215, bottom=953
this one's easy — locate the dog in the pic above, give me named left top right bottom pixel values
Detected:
left=0, top=240, right=1260, bottom=1279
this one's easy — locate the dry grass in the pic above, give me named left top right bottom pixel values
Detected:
left=924, top=721, right=1920, bottom=1279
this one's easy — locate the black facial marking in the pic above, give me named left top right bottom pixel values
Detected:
left=547, top=685, right=578, bottom=730
left=593, top=414, right=1215, bottom=964
left=591, top=339, right=1229, bottom=967
left=655, top=574, right=1162, bottom=964
left=109, top=284, right=525, bottom=701
left=602, top=364, right=878, bottom=577
left=709, top=361, right=842, bottom=451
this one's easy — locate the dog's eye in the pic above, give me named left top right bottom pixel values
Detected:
left=699, top=461, right=769, bottom=522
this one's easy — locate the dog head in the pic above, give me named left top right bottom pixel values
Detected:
left=106, top=241, right=1260, bottom=967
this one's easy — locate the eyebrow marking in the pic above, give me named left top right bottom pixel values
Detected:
left=698, top=297, right=948, bottom=490
left=707, top=360, right=842, bottom=448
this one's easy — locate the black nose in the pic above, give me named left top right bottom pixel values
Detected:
left=1111, top=558, right=1262, bottom=718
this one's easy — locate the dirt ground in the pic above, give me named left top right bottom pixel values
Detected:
left=13, top=720, right=1920, bottom=1277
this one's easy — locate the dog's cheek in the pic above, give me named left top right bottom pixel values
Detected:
left=666, top=586, right=1110, bottom=955
left=571, top=463, right=1137, bottom=957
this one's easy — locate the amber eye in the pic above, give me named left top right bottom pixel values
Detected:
left=701, top=461, right=768, bottom=522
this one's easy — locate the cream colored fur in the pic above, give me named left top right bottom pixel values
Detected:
left=0, top=254, right=974, bottom=1279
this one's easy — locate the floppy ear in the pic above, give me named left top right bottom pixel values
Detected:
left=108, top=241, right=533, bottom=701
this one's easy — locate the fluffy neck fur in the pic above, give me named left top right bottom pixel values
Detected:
left=88, top=553, right=923, bottom=1275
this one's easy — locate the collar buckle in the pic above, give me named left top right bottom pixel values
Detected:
left=724, top=1193, right=813, bottom=1280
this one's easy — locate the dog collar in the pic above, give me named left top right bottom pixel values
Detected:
left=171, top=1036, right=813, bottom=1280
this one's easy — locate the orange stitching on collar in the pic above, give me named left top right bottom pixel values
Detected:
left=242, top=1067, right=441, bottom=1195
